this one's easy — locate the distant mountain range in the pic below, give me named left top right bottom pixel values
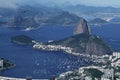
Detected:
left=61, top=4, right=120, bottom=19
left=63, top=4, right=120, bottom=13
left=88, top=17, right=120, bottom=25
left=109, top=17, right=120, bottom=24
left=89, top=18, right=108, bottom=25
left=8, top=15, right=39, bottom=28
left=0, top=5, right=80, bottom=28
left=0, top=4, right=120, bottom=28
left=45, top=12, right=81, bottom=25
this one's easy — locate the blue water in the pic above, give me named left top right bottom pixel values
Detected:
left=0, top=25, right=88, bottom=79
left=0, top=24, right=120, bottom=79
left=91, top=23, right=120, bottom=51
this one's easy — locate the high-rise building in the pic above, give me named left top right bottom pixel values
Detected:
left=0, top=60, right=3, bottom=68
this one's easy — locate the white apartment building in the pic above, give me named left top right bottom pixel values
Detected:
left=113, top=52, right=120, bottom=59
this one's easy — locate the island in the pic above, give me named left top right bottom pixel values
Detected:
left=0, top=58, right=15, bottom=70
left=11, top=35, right=35, bottom=45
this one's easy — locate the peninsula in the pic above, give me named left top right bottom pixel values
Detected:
left=33, top=18, right=112, bottom=56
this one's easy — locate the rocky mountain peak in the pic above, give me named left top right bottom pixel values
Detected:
left=73, top=18, right=90, bottom=35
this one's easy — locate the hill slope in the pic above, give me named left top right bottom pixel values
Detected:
left=89, top=18, right=108, bottom=24
left=48, top=34, right=112, bottom=56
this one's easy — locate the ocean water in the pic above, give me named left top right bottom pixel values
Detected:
left=0, top=24, right=120, bottom=79
left=91, top=23, right=120, bottom=51
left=0, top=25, right=88, bottom=79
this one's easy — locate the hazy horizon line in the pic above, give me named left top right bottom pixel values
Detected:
left=0, top=0, right=120, bottom=9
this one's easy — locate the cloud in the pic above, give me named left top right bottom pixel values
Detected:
left=0, top=0, right=27, bottom=9
left=74, top=0, right=120, bottom=8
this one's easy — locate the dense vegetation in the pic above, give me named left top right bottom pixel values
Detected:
left=84, top=68, right=104, bottom=79
left=11, top=35, right=34, bottom=45
left=47, top=34, right=112, bottom=56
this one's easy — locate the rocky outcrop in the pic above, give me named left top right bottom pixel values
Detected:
left=47, top=18, right=112, bottom=56
left=48, top=34, right=112, bottom=56
left=8, top=15, right=39, bottom=28
left=73, top=18, right=90, bottom=35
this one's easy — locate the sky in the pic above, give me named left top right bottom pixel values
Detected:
left=0, top=0, right=120, bottom=9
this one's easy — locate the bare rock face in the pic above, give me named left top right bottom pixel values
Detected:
left=48, top=18, right=113, bottom=56
left=73, top=18, right=90, bottom=35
